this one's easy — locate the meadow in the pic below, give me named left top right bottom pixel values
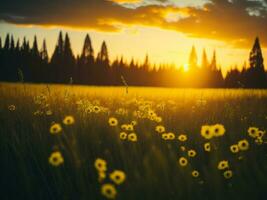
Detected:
left=1, top=83, right=267, bottom=200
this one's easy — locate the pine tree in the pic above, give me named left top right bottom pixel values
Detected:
left=97, top=41, right=109, bottom=63
left=51, top=31, right=64, bottom=62
left=201, top=48, right=209, bottom=69
left=10, top=35, right=15, bottom=51
left=81, top=34, right=94, bottom=64
left=15, top=39, right=20, bottom=51
left=50, top=31, right=65, bottom=82
left=21, top=37, right=27, bottom=51
left=40, top=39, right=48, bottom=63
left=247, top=37, right=266, bottom=88
left=143, top=54, right=149, bottom=71
left=189, top=45, right=197, bottom=69
left=31, top=35, right=39, bottom=56
left=210, top=50, right=217, bottom=70
left=63, top=33, right=75, bottom=82
left=4, top=34, right=10, bottom=50
left=249, top=37, right=264, bottom=69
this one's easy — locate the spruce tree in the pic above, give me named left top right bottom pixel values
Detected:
left=10, top=35, right=15, bottom=51
left=63, top=33, right=75, bottom=82
left=31, top=35, right=39, bottom=56
left=201, top=48, right=209, bottom=69
left=4, top=34, right=10, bottom=50
left=40, top=39, right=48, bottom=63
left=81, top=34, right=94, bottom=64
left=210, top=50, right=217, bottom=71
left=249, top=37, right=264, bottom=69
left=247, top=37, right=266, bottom=88
left=189, top=45, right=197, bottom=69
left=98, top=41, right=109, bottom=62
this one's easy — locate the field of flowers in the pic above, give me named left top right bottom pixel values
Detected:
left=1, top=83, right=267, bottom=200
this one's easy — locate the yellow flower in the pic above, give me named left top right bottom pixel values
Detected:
left=204, top=142, right=211, bottom=152
left=109, top=170, right=126, bottom=185
left=49, top=151, right=64, bottom=166
left=211, top=124, right=225, bottom=137
left=168, top=132, right=175, bottom=140
left=121, top=124, right=128, bottom=130
left=94, top=158, right=107, bottom=172
left=101, top=183, right=117, bottom=199
left=119, top=132, right=127, bottom=140
left=128, top=133, right=137, bottom=142
left=178, top=134, right=187, bottom=142
left=131, top=120, right=137, bottom=126
left=98, top=171, right=106, bottom=182
left=148, top=109, right=156, bottom=117
left=188, top=149, right=197, bottom=157
left=217, top=160, right=229, bottom=170
left=162, top=133, right=169, bottom=140
left=248, top=127, right=259, bottom=138
left=50, top=123, right=62, bottom=134
left=8, top=105, right=16, bottom=111
left=126, top=124, right=134, bottom=131
left=155, top=116, right=162, bottom=123
left=255, top=137, right=263, bottom=145
left=201, top=125, right=213, bottom=139
left=179, top=157, right=188, bottom=167
left=85, top=107, right=92, bottom=114
left=108, top=117, right=118, bottom=127
left=180, top=146, right=186, bottom=151
left=257, top=130, right=265, bottom=138
left=223, top=170, right=233, bottom=179
left=155, top=125, right=165, bottom=133
left=63, top=115, right=75, bottom=125
left=192, top=170, right=199, bottom=178
left=238, top=139, right=249, bottom=151
left=230, top=144, right=239, bottom=153
left=93, top=105, right=101, bottom=113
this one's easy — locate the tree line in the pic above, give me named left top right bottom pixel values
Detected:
left=0, top=31, right=266, bottom=88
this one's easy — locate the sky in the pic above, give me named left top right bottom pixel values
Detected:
left=0, top=0, right=267, bottom=75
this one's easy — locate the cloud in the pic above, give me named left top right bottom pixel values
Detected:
left=0, top=0, right=267, bottom=48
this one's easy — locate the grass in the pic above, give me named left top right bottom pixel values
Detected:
left=1, top=83, right=267, bottom=200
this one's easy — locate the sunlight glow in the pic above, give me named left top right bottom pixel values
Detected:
left=183, top=63, right=189, bottom=72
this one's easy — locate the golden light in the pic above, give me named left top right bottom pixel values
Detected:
left=183, top=63, right=189, bottom=72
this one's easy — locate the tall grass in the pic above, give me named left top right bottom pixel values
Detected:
left=1, top=83, right=267, bottom=200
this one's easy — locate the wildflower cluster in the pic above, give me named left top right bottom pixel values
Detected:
left=114, top=120, right=139, bottom=142
left=33, top=94, right=53, bottom=116
left=217, top=160, right=233, bottom=179
left=133, top=100, right=162, bottom=123
left=248, top=127, right=265, bottom=145
left=94, top=158, right=126, bottom=199
left=76, top=99, right=109, bottom=114
left=201, top=124, right=225, bottom=139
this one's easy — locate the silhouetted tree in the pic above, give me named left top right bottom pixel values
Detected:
left=50, top=31, right=64, bottom=82
left=96, top=41, right=110, bottom=85
left=10, top=35, right=15, bottom=51
left=245, top=37, right=266, bottom=88
left=79, top=34, right=94, bottom=84
left=189, top=45, right=198, bottom=69
left=201, top=49, right=209, bottom=69
left=210, top=50, right=217, bottom=70
left=4, top=34, right=10, bottom=50
left=63, top=33, right=75, bottom=82
left=40, top=39, right=48, bottom=63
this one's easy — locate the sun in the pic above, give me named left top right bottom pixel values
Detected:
left=183, top=63, right=189, bottom=72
